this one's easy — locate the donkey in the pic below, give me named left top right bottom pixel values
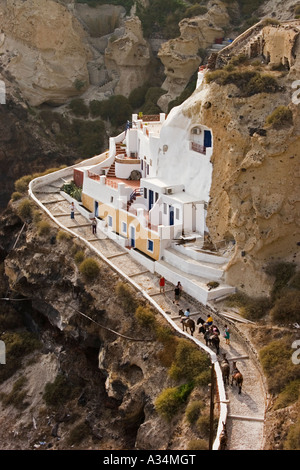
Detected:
left=181, top=318, right=195, bottom=336
left=231, top=361, right=243, bottom=394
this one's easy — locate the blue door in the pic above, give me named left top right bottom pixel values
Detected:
left=94, top=201, right=99, bottom=217
left=204, top=130, right=212, bottom=148
left=149, top=190, right=154, bottom=210
left=130, top=226, right=135, bottom=248
left=169, top=206, right=174, bottom=226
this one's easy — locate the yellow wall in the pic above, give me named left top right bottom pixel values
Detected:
left=81, top=193, right=94, bottom=213
left=81, top=193, right=161, bottom=260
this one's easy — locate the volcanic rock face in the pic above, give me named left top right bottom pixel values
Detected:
left=157, top=0, right=230, bottom=111
left=105, top=16, right=152, bottom=97
left=0, top=0, right=90, bottom=106
left=179, top=21, right=300, bottom=297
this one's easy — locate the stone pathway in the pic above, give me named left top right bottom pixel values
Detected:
left=31, top=180, right=267, bottom=450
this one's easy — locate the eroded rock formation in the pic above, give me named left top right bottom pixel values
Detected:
left=105, top=16, right=152, bottom=97
left=157, top=0, right=230, bottom=111
left=0, top=0, right=90, bottom=106
left=180, top=20, right=300, bottom=297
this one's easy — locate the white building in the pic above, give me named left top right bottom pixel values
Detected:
left=73, top=100, right=235, bottom=304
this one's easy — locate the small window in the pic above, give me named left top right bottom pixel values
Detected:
left=146, top=164, right=149, bottom=175
left=110, top=196, right=114, bottom=203
left=155, top=192, right=159, bottom=202
left=176, top=208, right=180, bottom=220
left=144, top=188, right=147, bottom=199
left=108, top=215, right=113, bottom=227
left=121, top=221, right=127, bottom=234
left=147, top=239, right=154, bottom=253
left=163, top=203, right=167, bottom=215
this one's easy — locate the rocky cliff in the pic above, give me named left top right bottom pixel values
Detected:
left=180, top=20, right=300, bottom=297
left=157, top=0, right=231, bottom=112
left=0, top=0, right=90, bottom=106
left=0, top=205, right=212, bottom=450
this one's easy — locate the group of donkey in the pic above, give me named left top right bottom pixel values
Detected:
left=180, top=314, right=220, bottom=353
left=180, top=313, right=243, bottom=394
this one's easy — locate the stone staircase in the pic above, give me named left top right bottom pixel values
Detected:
left=106, top=161, right=116, bottom=177
left=163, top=246, right=226, bottom=281
left=156, top=242, right=235, bottom=305
left=207, top=38, right=232, bottom=54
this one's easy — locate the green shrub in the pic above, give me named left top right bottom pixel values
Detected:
left=15, top=175, right=34, bottom=193
left=62, top=181, right=82, bottom=202
left=74, top=79, right=86, bottom=91
left=128, top=85, right=148, bottom=109
left=185, top=400, right=205, bottom=424
left=56, top=230, right=72, bottom=242
left=115, top=281, right=137, bottom=313
left=98, top=95, right=133, bottom=127
left=265, top=261, right=296, bottom=300
left=0, top=331, right=41, bottom=384
left=68, top=98, right=89, bottom=117
left=43, top=373, right=76, bottom=407
left=229, top=53, right=249, bottom=66
left=0, top=376, right=29, bottom=410
left=136, top=0, right=187, bottom=39
left=270, top=290, right=300, bottom=325
left=187, top=439, right=208, bottom=450
left=168, top=338, right=210, bottom=384
left=74, top=250, right=85, bottom=265
left=284, top=418, right=300, bottom=450
left=225, top=292, right=272, bottom=321
left=242, top=296, right=272, bottom=321
left=245, top=73, right=279, bottom=95
left=17, top=198, right=33, bottom=219
left=11, top=192, right=23, bottom=201
left=79, top=257, right=100, bottom=281
left=206, top=70, right=280, bottom=97
left=155, top=383, right=194, bottom=421
left=36, top=220, right=51, bottom=236
left=155, top=325, right=178, bottom=367
left=259, top=338, right=300, bottom=394
left=266, top=105, right=293, bottom=128
left=274, top=380, right=300, bottom=410
left=135, top=305, right=157, bottom=330
left=196, top=413, right=211, bottom=438
left=89, top=100, right=104, bottom=118
left=33, top=210, right=42, bottom=224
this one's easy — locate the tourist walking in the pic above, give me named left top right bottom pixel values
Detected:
left=224, top=324, right=230, bottom=345
left=173, top=283, right=180, bottom=305
left=177, top=281, right=183, bottom=298
left=159, top=276, right=165, bottom=294
left=92, top=218, right=97, bottom=235
left=70, top=202, right=75, bottom=219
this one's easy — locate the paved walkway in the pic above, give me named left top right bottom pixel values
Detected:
left=31, top=179, right=267, bottom=450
